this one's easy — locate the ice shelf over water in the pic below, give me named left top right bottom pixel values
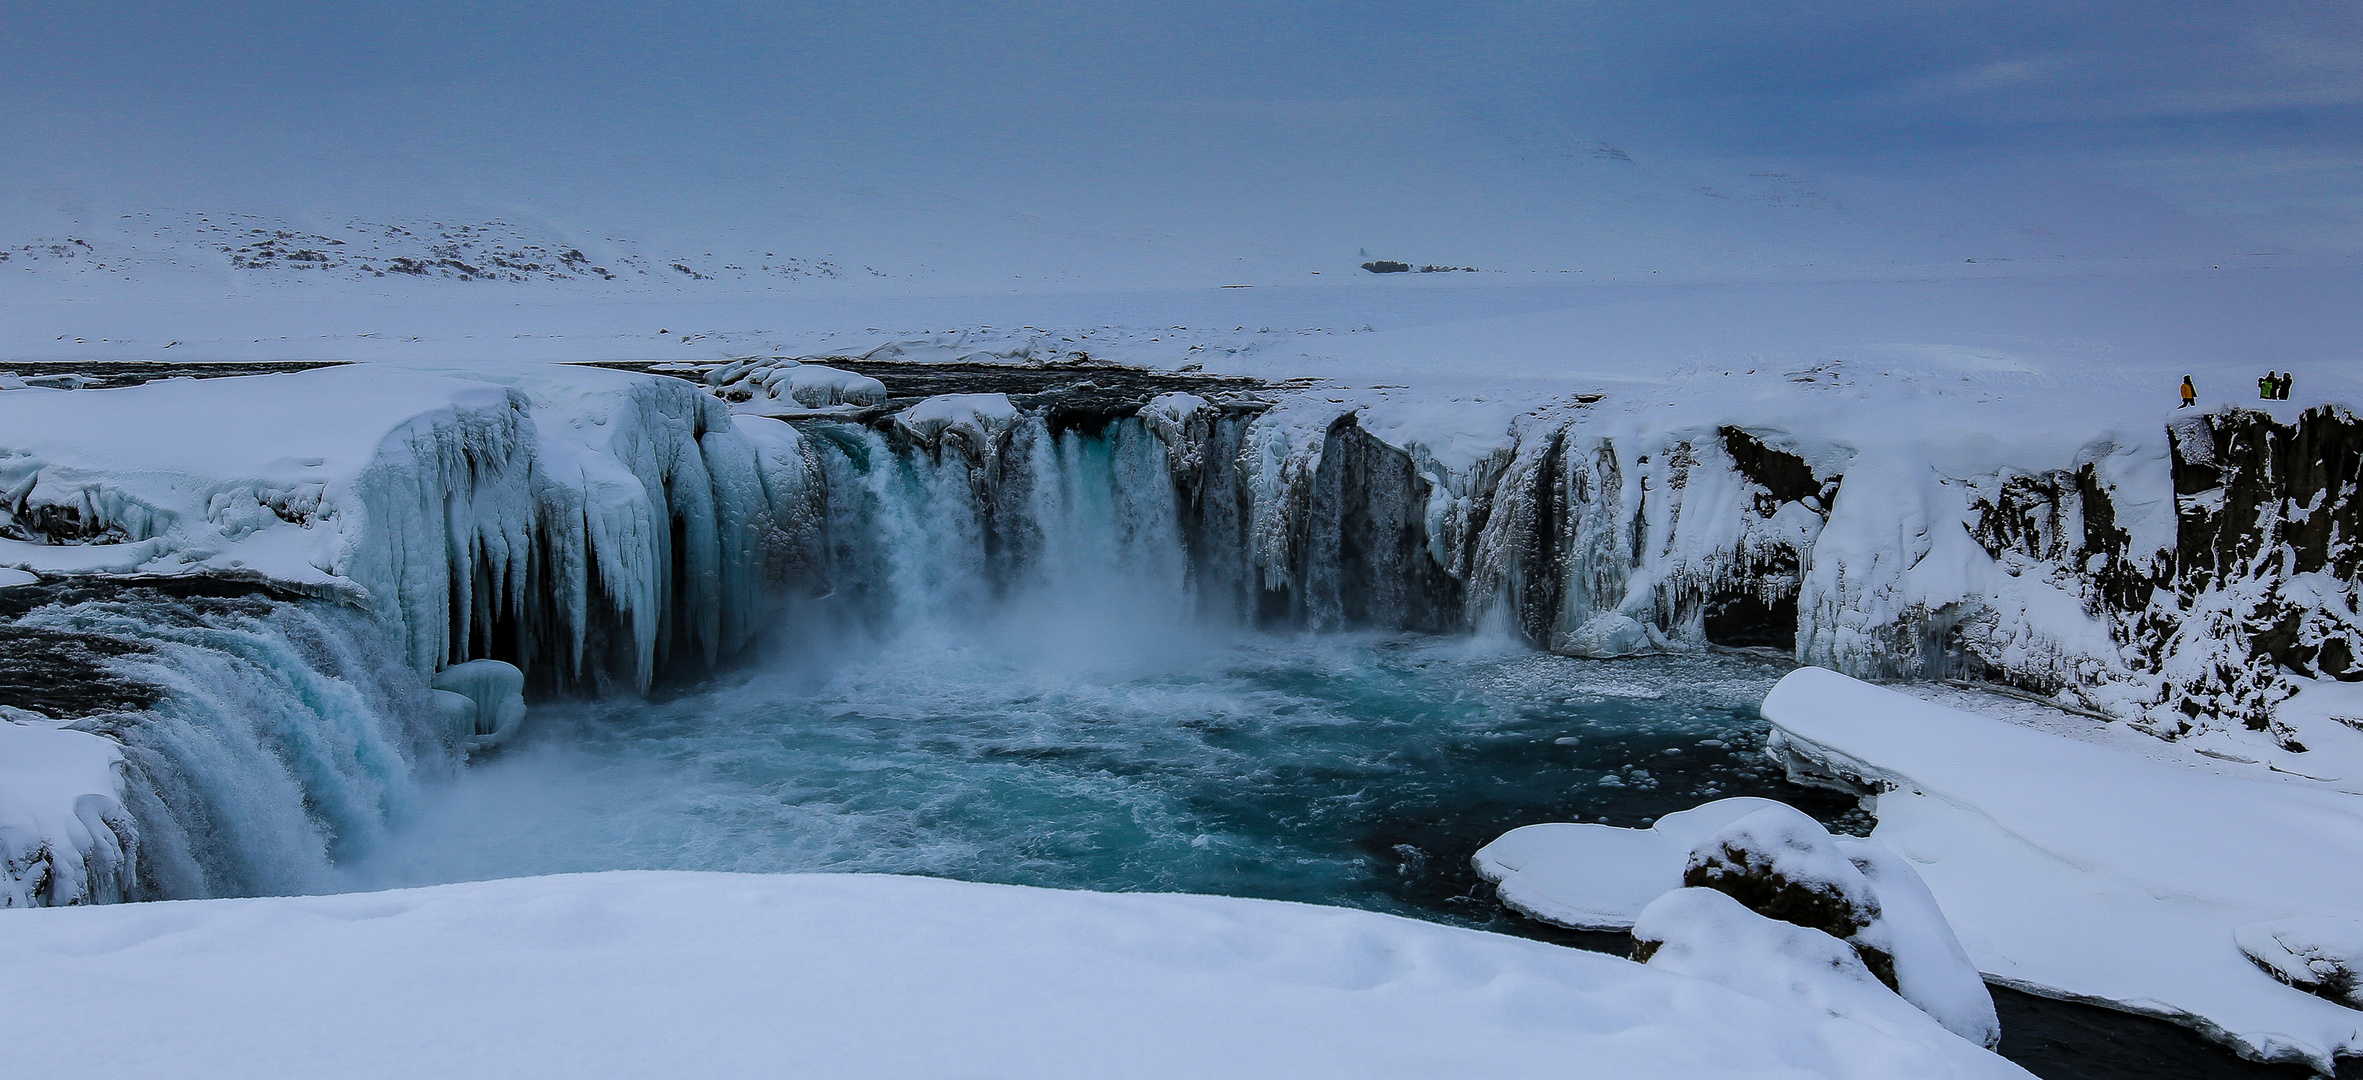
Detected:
left=0, top=870, right=2033, bottom=1080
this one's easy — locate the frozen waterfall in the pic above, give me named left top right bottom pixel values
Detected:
left=8, top=360, right=2363, bottom=907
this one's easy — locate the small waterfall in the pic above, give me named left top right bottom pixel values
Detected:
left=16, top=590, right=454, bottom=900
left=802, top=415, right=1192, bottom=635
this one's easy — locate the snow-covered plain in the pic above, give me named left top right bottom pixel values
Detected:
left=0, top=870, right=2032, bottom=1080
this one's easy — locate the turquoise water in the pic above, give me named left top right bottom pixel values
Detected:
left=338, top=625, right=1843, bottom=927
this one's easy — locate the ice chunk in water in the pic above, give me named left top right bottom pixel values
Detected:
left=431, top=660, right=526, bottom=751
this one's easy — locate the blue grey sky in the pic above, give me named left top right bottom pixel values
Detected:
left=5, top=2, right=2358, bottom=258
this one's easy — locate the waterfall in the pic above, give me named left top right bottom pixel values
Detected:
left=801, top=414, right=1191, bottom=634
left=14, top=364, right=2360, bottom=909
left=13, top=588, right=453, bottom=901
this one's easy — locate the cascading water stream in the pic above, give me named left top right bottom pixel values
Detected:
left=15, top=590, right=453, bottom=901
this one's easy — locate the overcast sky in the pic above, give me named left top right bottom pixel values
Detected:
left=5, top=2, right=2357, bottom=254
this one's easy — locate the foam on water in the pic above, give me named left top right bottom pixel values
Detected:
left=335, top=627, right=1829, bottom=921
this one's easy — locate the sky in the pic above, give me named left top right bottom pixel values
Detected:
left=2, top=1, right=2358, bottom=275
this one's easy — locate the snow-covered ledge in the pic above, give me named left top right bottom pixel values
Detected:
left=1762, top=668, right=2363, bottom=1072
left=0, top=363, right=817, bottom=693
left=0, top=708, right=136, bottom=907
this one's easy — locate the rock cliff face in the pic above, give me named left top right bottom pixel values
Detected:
left=1111, top=393, right=2363, bottom=743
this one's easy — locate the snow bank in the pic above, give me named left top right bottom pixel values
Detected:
left=0, top=709, right=134, bottom=907
left=0, top=870, right=2032, bottom=1079
left=1476, top=797, right=1997, bottom=1049
left=1634, top=887, right=1994, bottom=1066
left=1474, top=796, right=1784, bottom=930
left=1762, top=666, right=2363, bottom=1070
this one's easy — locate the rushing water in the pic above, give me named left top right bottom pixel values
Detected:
left=336, top=626, right=1844, bottom=921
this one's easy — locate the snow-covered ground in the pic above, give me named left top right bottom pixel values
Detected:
left=1763, top=670, right=2363, bottom=1070
left=0, top=869, right=2031, bottom=1079
left=1476, top=669, right=2363, bottom=1071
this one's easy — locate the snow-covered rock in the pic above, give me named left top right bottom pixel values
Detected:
left=0, top=708, right=137, bottom=907
left=1633, top=887, right=2000, bottom=1069
left=1838, top=838, right=2001, bottom=1049
left=0, top=870, right=2034, bottom=1080
left=895, top=392, right=1024, bottom=451
left=1763, top=666, right=2363, bottom=1070
left=707, top=357, right=888, bottom=415
left=1473, top=797, right=1786, bottom=930
left=2235, top=917, right=2363, bottom=1010
left=1478, top=798, right=1997, bottom=1049
left=1684, top=803, right=1885, bottom=959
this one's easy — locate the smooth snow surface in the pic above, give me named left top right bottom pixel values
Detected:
left=1474, top=796, right=1784, bottom=929
left=1635, top=886, right=1992, bottom=1065
left=0, top=870, right=2032, bottom=1080
left=1762, top=667, right=2363, bottom=1071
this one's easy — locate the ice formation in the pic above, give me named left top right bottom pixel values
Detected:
left=0, top=708, right=135, bottom=906
left=0, top=364, right=829, bottom=904
left=430, top=659, right=526, bottom=751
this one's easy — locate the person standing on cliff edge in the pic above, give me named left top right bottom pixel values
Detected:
left=2181, top=375, right=2197, bottom=408
left=2279, top=371, right=2293, bottom=400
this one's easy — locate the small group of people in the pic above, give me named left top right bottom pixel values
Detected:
left=2178, top=371, right=2296, bottom=408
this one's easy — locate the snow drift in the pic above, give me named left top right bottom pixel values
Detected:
left=0, top=870, right=2033, bottom=1080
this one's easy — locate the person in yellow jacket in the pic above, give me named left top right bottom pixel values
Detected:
left=2181, top=375, right=2197, bottom=408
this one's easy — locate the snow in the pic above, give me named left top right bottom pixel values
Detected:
left=1841, top=839, right=2001, bottom=1050
left=1685, top=802, right=1881, bottom=938
left=0, top=870, right=2030, bottom=1079
left=1477, top=799, right=1998, bottom=1049
left=2237, top=918, right=2363, bottom=1008
left=0, top=709, right=134, bottom=907
left=706, top=357, right=887, bottom=416
left=0, top=362, right=813, bottom=691
left=1475, top=796, right=1787, bottom=930
left=1762, top=666, right=2363, bottom=1071
left=894, top=392, right=1024, bottom=446
left=1634, top=887, right=1997, bottom=1067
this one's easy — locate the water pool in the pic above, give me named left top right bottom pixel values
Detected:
left=339, top=628, right=1844, bottom=926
